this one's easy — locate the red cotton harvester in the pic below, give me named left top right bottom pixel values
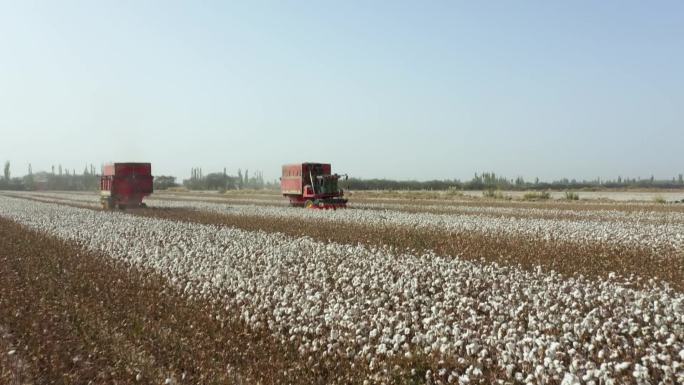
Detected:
left=100, top=162, right=154, bottom=210
left=281, top=163, right=348, bottom=209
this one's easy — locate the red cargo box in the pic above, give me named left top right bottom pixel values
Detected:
left=100, top=162, right=153, bottom=209
left=281, top=163, right=331, bottom=195
left=281, top=164, right=304, bottom=195
left=103, top=163, right=152, bottom=177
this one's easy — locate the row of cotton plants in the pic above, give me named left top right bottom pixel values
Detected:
left=17, top=191, right=684, bottom=224
left=0, top=196, right=681, bottom=384
left=350, top=201, right=684, bottom=223
left=7, top=191, right=684, bottom=253
left=141, top=198, right=684, bottom=253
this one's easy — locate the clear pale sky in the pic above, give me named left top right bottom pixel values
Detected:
left=1, top=1, right=682, bottom=181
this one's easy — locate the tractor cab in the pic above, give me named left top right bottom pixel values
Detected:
left=303, top=164, right=344, bottom=197
left=313, top=174, right=342, bottom=196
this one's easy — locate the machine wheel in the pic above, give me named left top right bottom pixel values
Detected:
left=140, top=203, right=147, bottom=208
left=117, top=203, right=127, bottom=210
left=305, top=200, right=314, bottom=209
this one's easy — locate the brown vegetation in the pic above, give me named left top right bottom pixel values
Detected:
left=0, top=217, right=362, bottom=384
left=0, top=324, right=36, bottom=385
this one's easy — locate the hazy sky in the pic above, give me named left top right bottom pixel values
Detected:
left=1, top=1, right=682, bottom=181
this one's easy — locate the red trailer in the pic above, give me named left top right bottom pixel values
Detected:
left=100, top=162, right=153, bottom=209
left=281, top=163, right=347, bottom=209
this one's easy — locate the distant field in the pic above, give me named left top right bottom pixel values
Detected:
left=461, top=190, right=684, bottom=202
left=150, top=188, right=684, bottom=203
left=346, top=189, right=684, bottom=202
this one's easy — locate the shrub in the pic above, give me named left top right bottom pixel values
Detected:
left=446, top=187, right=464, bottom=197
left=483, top=189, right=509, bottom=200
left=523, top=191, right=551, bottom=201
left=653, top=195, right=667, bottom=204
left=166, top=186, right=189, bottom=192
left=564, top=191, right=580, bottom=200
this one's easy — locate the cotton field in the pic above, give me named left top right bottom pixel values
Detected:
left=0, top=193, right=682, bottom=384
left=14, top=191, right=684, bottom=253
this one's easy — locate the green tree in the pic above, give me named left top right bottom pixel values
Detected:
left=154, top=175, right=178, bottom=190
left=3, top=161, right=9, bottom=181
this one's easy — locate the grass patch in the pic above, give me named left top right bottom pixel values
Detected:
left=653, top=195, right=667, bottom=204
left=522, top=191, right=551, bottom=201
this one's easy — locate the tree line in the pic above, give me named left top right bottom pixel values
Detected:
left=0, top=161, right=100, bottom=191
left=1, top=161, right=683, bottom=192
left=0, top=161, right=275, bottom=192
left=181, top=167, right=274, bottom=191
left=341, top=172, right=684, bottom=191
